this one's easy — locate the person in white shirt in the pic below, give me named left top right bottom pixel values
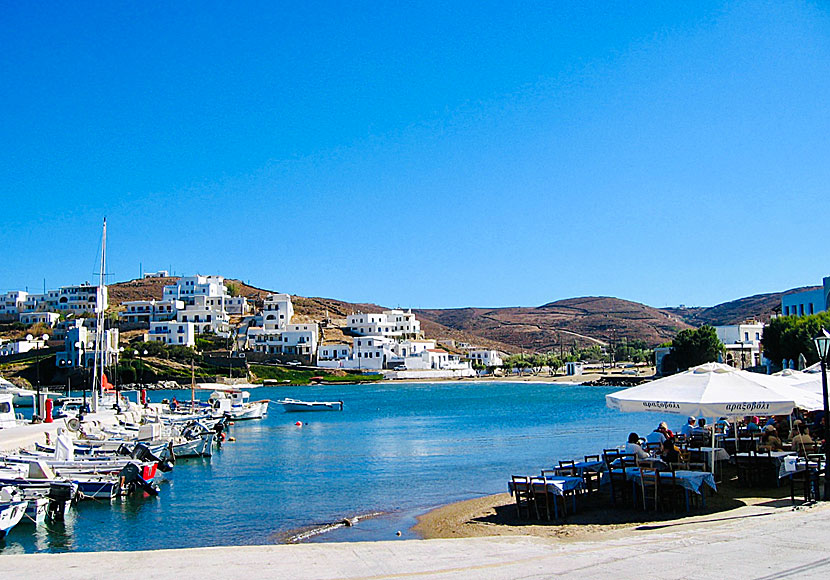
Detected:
left=624, top=432, right=650, bottom=461
left=680, top=416, right=696, bottom=437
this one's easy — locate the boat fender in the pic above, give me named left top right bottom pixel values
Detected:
left=220, top=432, right=226, bottom=442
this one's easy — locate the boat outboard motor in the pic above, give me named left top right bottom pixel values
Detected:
left=117, top=443, right=133, bottom=456
left=47, top=481, right=77, bottom=520
left=131, top=443, right=173, bottom=473
left=118, top=463, right=159, bottom=497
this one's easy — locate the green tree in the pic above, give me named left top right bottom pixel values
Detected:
left=762, top=313, right=830, bottom=369
left=670, top=325, right=724, bottom=371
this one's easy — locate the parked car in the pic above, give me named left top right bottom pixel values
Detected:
left=286, top=361, right=302, bottom=366
left=394, top=365, right=407, bottom=371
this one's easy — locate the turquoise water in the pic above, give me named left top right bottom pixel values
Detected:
left=0, top=381, right=674, bottom=553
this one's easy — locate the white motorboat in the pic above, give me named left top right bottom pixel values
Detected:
left=204, top=386, right=268, bottom=420
left=0, top=486, right=28, bottom=538
left=275, top=398, right=343, bottom=412
left=0, top=377, right=35, bottom=408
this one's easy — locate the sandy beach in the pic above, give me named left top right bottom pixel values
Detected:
left=413, top=474, right=794, bottom=544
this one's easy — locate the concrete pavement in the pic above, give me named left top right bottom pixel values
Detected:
left=4, top=502, right=830, bottom=579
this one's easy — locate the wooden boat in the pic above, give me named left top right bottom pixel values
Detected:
left=275, top=398, right=343, bottom=412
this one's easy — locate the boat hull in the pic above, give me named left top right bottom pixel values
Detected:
left=0, top=500, right=27, bottom=537
left=277, top=399, right=343, bottom=412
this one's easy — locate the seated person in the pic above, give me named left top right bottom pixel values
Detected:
left=645, top=425, right=667, bottom=445
left=789, top=419, right=804, bottom=440
left=625, top=432, right=650, bottom=462
left=792, top=423, right=814, bottom=454
left=660, top=438, right=680, bottom=464
left=691, top=418, right=711, bottom=437
left=679, top=416, right=696, bottom=437
left=658, top=421, right=674, bottom=439
left=745, top=416, right=761, bottom=433
left=760, top=425, right=783, bottom=451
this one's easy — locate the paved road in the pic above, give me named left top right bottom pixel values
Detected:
left=5, top=503, right=830, bottom=579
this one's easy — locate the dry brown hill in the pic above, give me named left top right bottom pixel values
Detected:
left=107, top=278, right=810, bottom=354
left=415, top=296, right=691, bottom=351
left=664, top=286, right=820, bottom=327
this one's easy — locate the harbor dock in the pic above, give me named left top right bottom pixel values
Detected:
left=3, top=501, right=829, bottom=579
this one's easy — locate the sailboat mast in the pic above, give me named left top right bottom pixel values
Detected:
left=91, top=218, right=107, bottom=412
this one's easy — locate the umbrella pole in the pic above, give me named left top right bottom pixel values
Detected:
left=710, top=419, right=715, bottom=474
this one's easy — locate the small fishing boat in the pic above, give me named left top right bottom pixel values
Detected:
left=204, top=386, right=268, bottom=420
left=0, top=486, right=28, bottom=538
left=275, top=398, right=343, bottom=412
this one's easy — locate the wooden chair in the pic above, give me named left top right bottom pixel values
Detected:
left=751, top=447, right=777, bottom=486
left=658, top=469, right=684, bottom=512
left=557, top=460, right=577, bottom=476
left=581, top=456, right=602, bottom=496
left=529, top=477, right=554, bottom=520
left=644, top=442, right=662, bottom=454
left=735, top=454, right=758, bottom=487
left=603, top=450, right=625, bottom=506
left=640, top=467, right=660, bottom=511
left=511, top=475, right=534, bottom=519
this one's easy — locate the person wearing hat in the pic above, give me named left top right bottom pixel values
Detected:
left=680, top=416, right=696, bottom=437
left=789, top=419, right=804, bottom=441
left=760, top=424, right=783, bottom=451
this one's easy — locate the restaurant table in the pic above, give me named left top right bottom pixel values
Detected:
left=552, top=459, right=605, bottom=477
left=734, top=451, right=796, bottom=480
left=508, top=476, right=584, bottom=519
left=619, top=468, right=716, bottom=511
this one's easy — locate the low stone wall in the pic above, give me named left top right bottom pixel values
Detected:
left=385, top=369, right=476, bottom=380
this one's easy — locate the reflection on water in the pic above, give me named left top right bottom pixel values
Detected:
left=0, top=382, right=675, bottom=553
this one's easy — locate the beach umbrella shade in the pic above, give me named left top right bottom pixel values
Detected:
left=606, top=362, right=805, bottom=418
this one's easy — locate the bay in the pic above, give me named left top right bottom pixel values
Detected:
left=0, top=381, right=675, bottom=553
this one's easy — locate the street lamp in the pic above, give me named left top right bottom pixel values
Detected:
left=75, top=340, right=88, bottom=419
left=813, top=329, right=830, bottom=501
left=115, top=346, right=125, bottom=412
left=134, top=349, right=148, bottom=385
left=736, top=340, right=746, bottom=369
left=28, top=333, right=49, bottom=418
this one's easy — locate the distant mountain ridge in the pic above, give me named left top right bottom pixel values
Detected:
left=107, top=278, right=814, bottom=354
left=663, top=286, right=820, bottom=327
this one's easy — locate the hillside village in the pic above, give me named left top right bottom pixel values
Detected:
left=1, top=272, right=828, bottom=386
left=0, top=274, right=506, bottom=383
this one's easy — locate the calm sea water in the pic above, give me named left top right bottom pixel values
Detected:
left=0, top=381, right=675, bottom=554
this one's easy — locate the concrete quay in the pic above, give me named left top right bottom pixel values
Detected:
left=4, top=502, right=830, bottom=579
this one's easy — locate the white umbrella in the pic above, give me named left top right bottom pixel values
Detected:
left=606, top=362, right=815, bottom=473
left=606, top=362, right=803, bottom=418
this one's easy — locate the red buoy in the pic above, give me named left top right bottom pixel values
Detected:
left=295, top=421, right=302, bottom=426
left=44, top=398, right=53, bottom=423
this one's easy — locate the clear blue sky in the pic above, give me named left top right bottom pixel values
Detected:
left=2, top=1, right=829, bottom=309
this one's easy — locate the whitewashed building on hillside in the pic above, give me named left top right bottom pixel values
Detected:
left=0, top=291, right=28, bottom=319
left=147, top=321, right=196, bottom=347
left=0, top=335, right=49, bottom=358
left=466, top=349, right=504, bottom=367
left=253, top=322, right=318, bottom=357
left=262, top=294, right=294, bottom=332
left=162, top=275, right=228, bottom=304
left=56, top=284, right=108, bottom=316
left=119, top=299, right=182, bottom=324
left=19, top=312, right=60, bottom=328
left=225, top=296, right=250, bottom=315
left=176, top=295, right=230, bottom=337
left=346, top=309, right=421, bottom=338
left=714, top=322, right=764, bottom=369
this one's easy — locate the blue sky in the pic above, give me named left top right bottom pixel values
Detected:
left=1, top=1, right=829, bottom=309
